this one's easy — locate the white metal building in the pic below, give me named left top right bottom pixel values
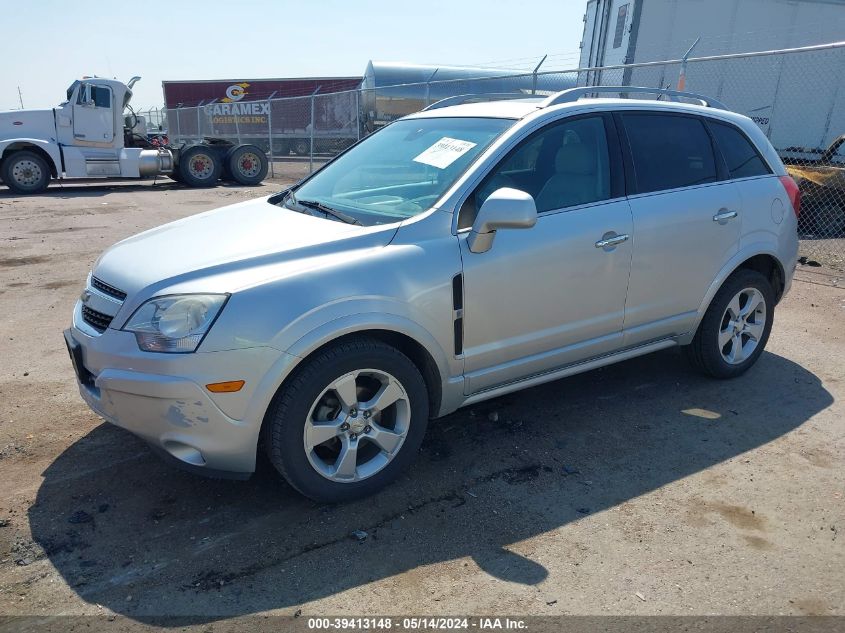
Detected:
left=577, top=0, right=845, bottom=151
left=579, top=0, right=845, bottom=67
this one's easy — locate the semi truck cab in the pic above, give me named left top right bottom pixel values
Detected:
left=0, top=76, right=267, bottom=194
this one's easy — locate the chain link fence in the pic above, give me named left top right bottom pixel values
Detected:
left=138, top=41, right=845, bottom=269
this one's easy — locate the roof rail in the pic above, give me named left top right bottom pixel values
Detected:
left=423, top=93, right=537, bottom=111
left=540, top=86, right=728, bottom=110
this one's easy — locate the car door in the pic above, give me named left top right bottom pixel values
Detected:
left=617, top=111, right=742, bottom=346
left=73, top=83, right=114, bottom=144
left=458, top=113, right=634, bottom=394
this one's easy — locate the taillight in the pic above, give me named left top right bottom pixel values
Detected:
left=779, top=175, right=801, bottom=218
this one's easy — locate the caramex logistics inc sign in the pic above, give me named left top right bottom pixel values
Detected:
left=205, top=83, right=270, bottom=124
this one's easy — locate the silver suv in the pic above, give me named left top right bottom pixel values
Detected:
left=65, top=87, right=800, bottom=502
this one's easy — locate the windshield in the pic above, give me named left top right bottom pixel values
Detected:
left=285, top=117, right=514, bottom=225
left=65, top=80, right=80, bottom=104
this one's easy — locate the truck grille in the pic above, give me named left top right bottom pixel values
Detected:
left=81, top=305, right=114, bottom=333
left=91, top=276, right=127, bottom=301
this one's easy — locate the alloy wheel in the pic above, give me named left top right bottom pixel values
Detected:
left=719, top=287, right=767, bottom=365
left=303, top=369, right=410, bottom=482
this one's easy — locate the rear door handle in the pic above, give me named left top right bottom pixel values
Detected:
left=595, top=233, right=629, bottom=249
left=713, top=209, right=738, bottom=222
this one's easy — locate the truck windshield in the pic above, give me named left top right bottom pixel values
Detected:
left=65, top=80, right=80, bottom=104
left=284, top=117, right=514, bottom=225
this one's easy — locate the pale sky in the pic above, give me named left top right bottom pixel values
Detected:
left=0, top=0, right=587, bottom=111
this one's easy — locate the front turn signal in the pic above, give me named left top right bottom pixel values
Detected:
left=206, top=380, right=245, bottom=393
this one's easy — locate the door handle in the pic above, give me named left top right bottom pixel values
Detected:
left=595, top=233, right=629, bottom=249
left=713, top=209, right=738, bottom=222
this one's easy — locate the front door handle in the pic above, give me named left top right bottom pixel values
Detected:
left=595, top=233, right=629, bottom=249
left=713, top=209, right=738, bottom=223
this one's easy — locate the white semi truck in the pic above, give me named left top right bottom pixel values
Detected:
left=0, top=77, right=268, bottom=194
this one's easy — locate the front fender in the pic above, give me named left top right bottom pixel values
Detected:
left=0, top=138, right=62, bottom=176
left=238, top=311, right=459, bottom=448
left=286, top=309, right=453, bottom=384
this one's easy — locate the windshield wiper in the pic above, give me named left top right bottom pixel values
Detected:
left=294, top=198, right=362, bottom=226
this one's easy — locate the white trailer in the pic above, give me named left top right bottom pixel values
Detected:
left=0, top=77, right=268, bottom=194
left=578, top=0, right=845, bottom=151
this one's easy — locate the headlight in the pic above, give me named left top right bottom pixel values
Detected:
left=122, top=294, right=228, bottom=353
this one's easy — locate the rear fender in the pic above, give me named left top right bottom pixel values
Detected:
left=681, top=242, right=791, bottom=345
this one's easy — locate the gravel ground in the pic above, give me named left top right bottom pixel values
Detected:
left=0, top=179, right=843, bottom=624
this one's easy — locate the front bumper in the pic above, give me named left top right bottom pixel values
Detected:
left=65, top=314, right=294, bottom=476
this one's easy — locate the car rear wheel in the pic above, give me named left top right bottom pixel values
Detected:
left=264, top=337, right=429, bottom=502
left=684, top=269, right=775, bottom=379
left=2, top=150, right=50, bottom=194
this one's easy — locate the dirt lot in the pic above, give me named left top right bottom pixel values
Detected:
left=0, top=179, right=843, bottom=624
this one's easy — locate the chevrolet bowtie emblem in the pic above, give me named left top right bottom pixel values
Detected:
left=80, top=290, right=92, bottom=303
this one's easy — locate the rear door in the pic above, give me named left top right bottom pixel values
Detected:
left=618, top=111, right=742, bottom=346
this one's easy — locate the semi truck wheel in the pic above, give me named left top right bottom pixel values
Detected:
left=274, top=140, right=291, bottom=156
left=292, top=139, right=310, bottom=156
left=2, top=150, right=50, bottom=194
left=227, top=145, right=268, bottom=186
left=177, top=145, right=222, bottom=188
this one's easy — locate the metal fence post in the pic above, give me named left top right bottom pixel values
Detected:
left=677, top=37, right=701, bottom=91
left=266, top=92, right=276, bottom=178
left=196, top=101, right=203, bottom=141
left=234, top=108, right=242, bottom=145
left=532, top=54, right=547, bottom=95
left=424, top=69, right=439, bottom=107
left=309, top=86, right=321, bottom=173
left=355, top=89, right=361, bottom=141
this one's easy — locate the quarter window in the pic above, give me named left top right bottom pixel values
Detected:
left=709, top=121, right=770, bottom=178
left=623, top=113, right=717, bottom=194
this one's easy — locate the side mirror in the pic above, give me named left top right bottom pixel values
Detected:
left=467, top=187, right=537, bottom=253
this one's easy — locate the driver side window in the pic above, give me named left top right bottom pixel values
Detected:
left=76, top=84, right=111, bottom=108
left=459, top=115, right=612, bottom=229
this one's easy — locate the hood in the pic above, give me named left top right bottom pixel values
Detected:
left=93, top=196, right=398, bottom=298
left=0, top=109, right=56, bottom=141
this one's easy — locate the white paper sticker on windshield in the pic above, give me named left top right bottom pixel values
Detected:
left=413, top=137, right=477, bottom=169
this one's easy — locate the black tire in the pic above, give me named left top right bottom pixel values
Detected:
left=2, top=150, right=50, bottom=194
left=264, top=337, right=429, bottom=502
left=177, top=145, right=222, bottom=188
left=168, top=170, right=184, bottom=183
left=684, top=269, right=775, bottom=379
left=291, top=139, right=310, bottom=156
left=226, top=145, right=268, bottom=186
left=274, top=140, right=291, bottom=156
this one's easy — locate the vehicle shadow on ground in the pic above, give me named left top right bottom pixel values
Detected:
left=29, top=348, right=832, bottom=622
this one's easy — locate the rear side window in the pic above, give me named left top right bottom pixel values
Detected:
left=708, top=121, right=770, bottom=178
left=623, top=113, right=717, bottom=194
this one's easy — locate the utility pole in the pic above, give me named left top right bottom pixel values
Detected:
left=17, top=86, right=24, bottom=109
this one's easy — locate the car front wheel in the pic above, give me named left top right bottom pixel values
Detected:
left=264, top=337, right=429, bottom=502
left=684, top=269, right=775, bottom=379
